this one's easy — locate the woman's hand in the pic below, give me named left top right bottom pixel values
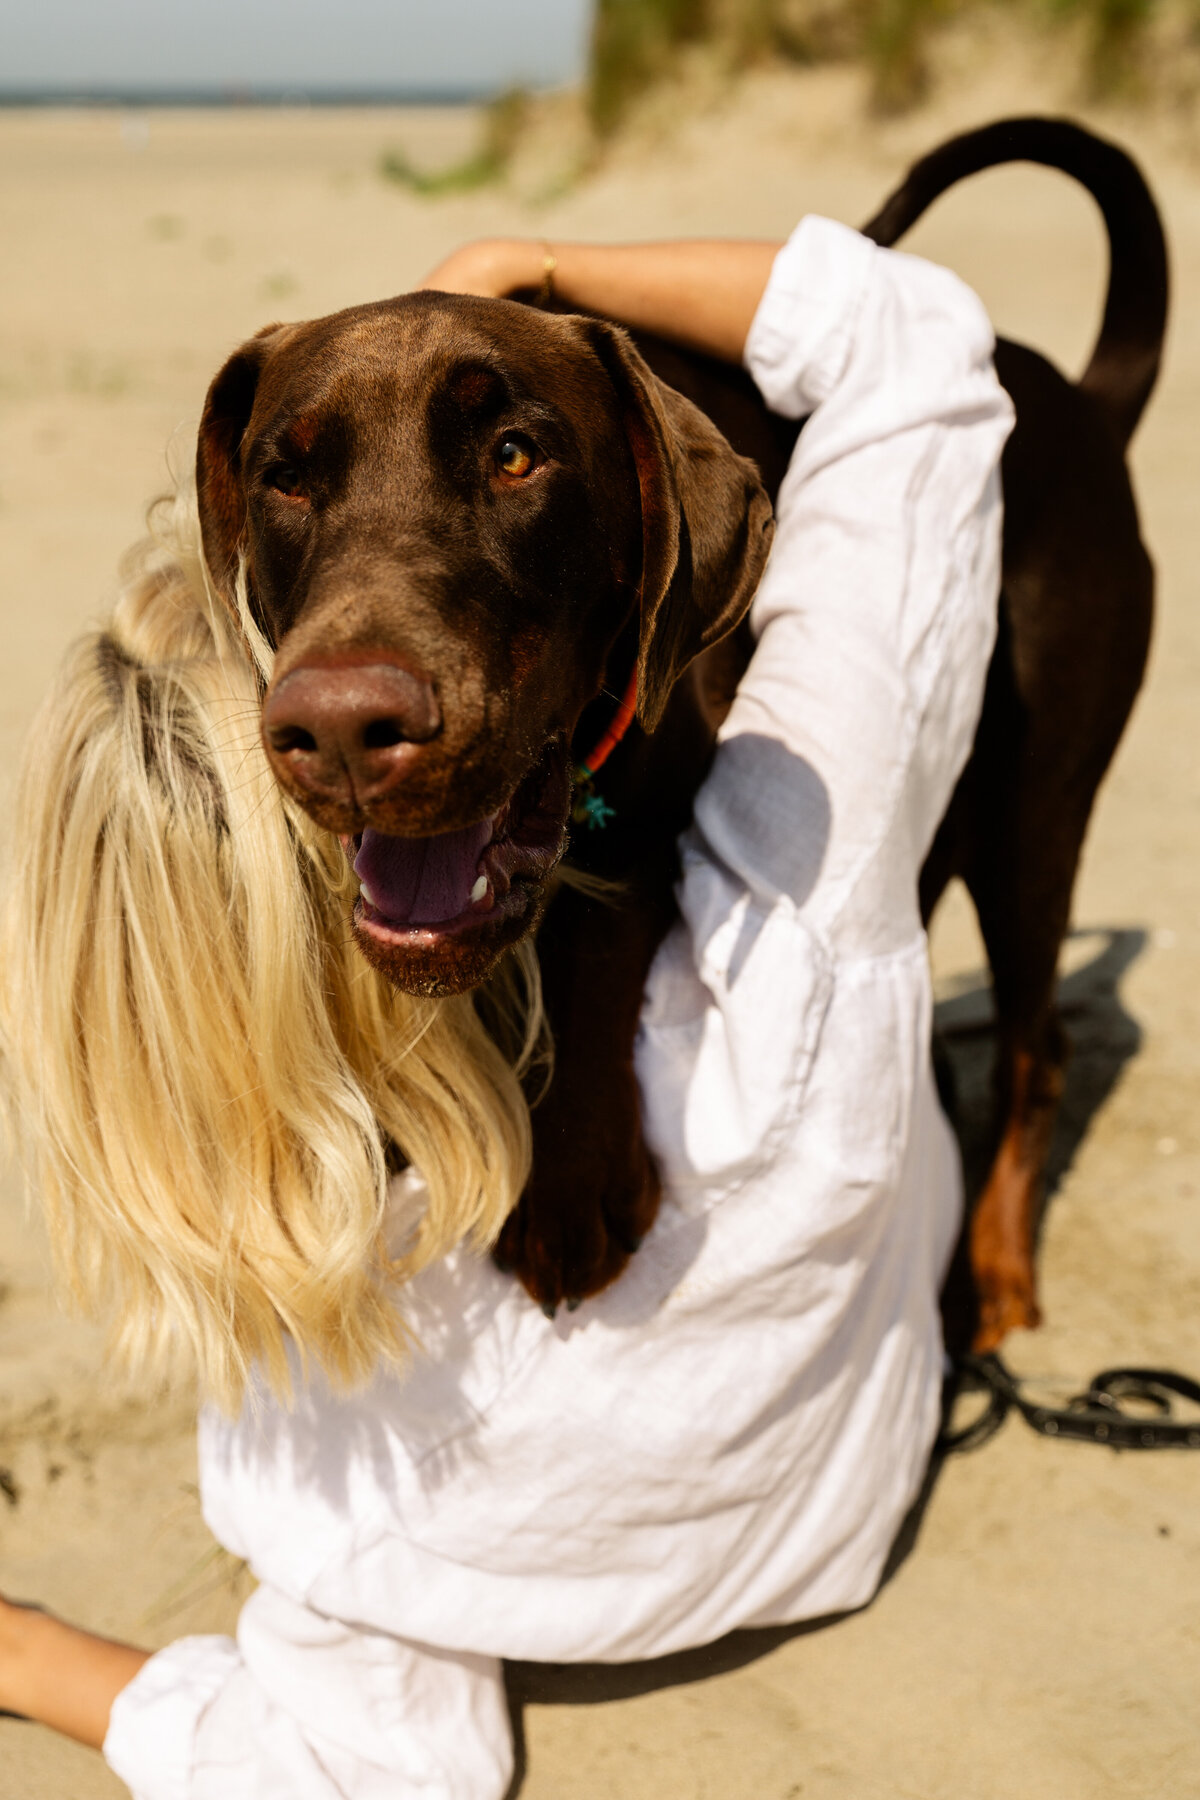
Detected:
left=419, top=236, right=784, bottom=365
left=420, top=238, right=550, bottom=299
left=0, top=1592, right=150, bottom=1750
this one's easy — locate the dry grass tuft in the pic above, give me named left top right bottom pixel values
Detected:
left=586, top=0, right=1188, bottom=124
left=380, top=88, right=531, bottom=194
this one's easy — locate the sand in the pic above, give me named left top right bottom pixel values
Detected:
left=1, top=33, right=1198, bottom=1798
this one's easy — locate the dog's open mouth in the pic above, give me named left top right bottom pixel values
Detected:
left=346, top=739, right=572, bottom=951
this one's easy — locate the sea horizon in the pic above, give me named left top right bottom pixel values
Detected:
left=0, top=85, right=530, bottom=109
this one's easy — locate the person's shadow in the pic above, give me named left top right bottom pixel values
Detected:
left=500, top=922, right=1147, bottom=1797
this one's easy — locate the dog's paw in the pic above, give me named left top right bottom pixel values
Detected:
left=493, top=1136, right=661, bottom=1316
left=971, top=1271, right=1042, bottom=1354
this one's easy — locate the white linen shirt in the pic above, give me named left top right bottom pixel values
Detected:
left=104, top=217, right=1014, bottom=1800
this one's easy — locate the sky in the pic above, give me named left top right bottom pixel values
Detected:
left=0, top=0, right=595, bottom=98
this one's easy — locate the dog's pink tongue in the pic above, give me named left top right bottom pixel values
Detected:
left=354, top=820, right=493, bottom=926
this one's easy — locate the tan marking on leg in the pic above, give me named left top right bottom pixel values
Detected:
left=970, top=1046, right=1065, bottom=1353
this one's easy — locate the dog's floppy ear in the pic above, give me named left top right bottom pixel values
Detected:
left=195, top=324, right=290, bottom=613
left=584, top=321, right=775, bottom=733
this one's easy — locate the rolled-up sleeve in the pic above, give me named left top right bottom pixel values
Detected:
left=743, top=212, right=1009, bottom=446
left=742, top=215, right=877, bottom=417
left=103, top=1586, right=513, bottom=1800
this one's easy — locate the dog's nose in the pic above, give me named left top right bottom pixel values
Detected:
left=262, top=662, right=441, bottom=810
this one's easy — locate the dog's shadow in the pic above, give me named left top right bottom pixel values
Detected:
left=501, top=923, right=1146, bottom=1796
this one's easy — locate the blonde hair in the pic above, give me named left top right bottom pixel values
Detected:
left=0, top=488, right=544, bottom=1409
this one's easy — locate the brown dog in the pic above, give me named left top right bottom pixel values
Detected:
left=196, top=116, right=1165, bottom=1349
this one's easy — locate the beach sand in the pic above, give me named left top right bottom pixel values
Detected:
left=1, top=36, right=1198, bottom=1796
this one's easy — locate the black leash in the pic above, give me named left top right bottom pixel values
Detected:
left=941, top=1353, right=1200, bottom=1453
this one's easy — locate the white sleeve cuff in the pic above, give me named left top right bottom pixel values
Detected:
left=743, top=216, right=876, bottom=418
left=103, top=1637, right=242, bottom=1800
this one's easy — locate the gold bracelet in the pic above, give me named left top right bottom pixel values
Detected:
left=538, top=245, right=557, bottom=307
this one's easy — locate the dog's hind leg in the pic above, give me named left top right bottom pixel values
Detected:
left=948, top=342, right=1154, bottom=1349
left=922, top=732, right=1076, bottom=1352
left=967, top=1021, right=1069, bottom=1353
left=959, top=728, right=1080, bottom=1348
left=958, top=592, right=1144, bottom=1352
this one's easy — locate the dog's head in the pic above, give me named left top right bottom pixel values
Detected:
left=197, top=292, right=773, bottom=995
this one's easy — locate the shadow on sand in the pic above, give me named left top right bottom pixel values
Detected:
left=934, top=924, right=1146, bottom=1208
left=500, top=924, right=1146, bottom=1795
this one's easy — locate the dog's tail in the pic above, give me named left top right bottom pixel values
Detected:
left=861, top=116, right=1169, bottom=449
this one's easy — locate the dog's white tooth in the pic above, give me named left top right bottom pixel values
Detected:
left=470, top=875, right=488, bottom=905
left=360, top=882, right=377, bottom=909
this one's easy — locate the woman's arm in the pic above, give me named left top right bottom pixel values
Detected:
left=420, top=237, right=782, bottom=364
left=0, top=1595, right=149, bottom=1749
left=0, top=1579, right=515, bottom=1798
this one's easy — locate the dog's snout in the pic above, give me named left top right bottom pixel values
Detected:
left=262, top=661, right=441, bottom=818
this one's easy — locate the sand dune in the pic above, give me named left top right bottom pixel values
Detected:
left=1, top=37, right=1198, bottom=1796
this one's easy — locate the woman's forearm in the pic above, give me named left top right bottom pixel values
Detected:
left=420, top=237, right=782, bottom=364
left=0, top=1597, right=149, bottom=1750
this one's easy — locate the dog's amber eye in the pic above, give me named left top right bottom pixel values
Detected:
left=268, top=464, right=305, bottom=498
left=495, top=436, right=536, bottom=480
